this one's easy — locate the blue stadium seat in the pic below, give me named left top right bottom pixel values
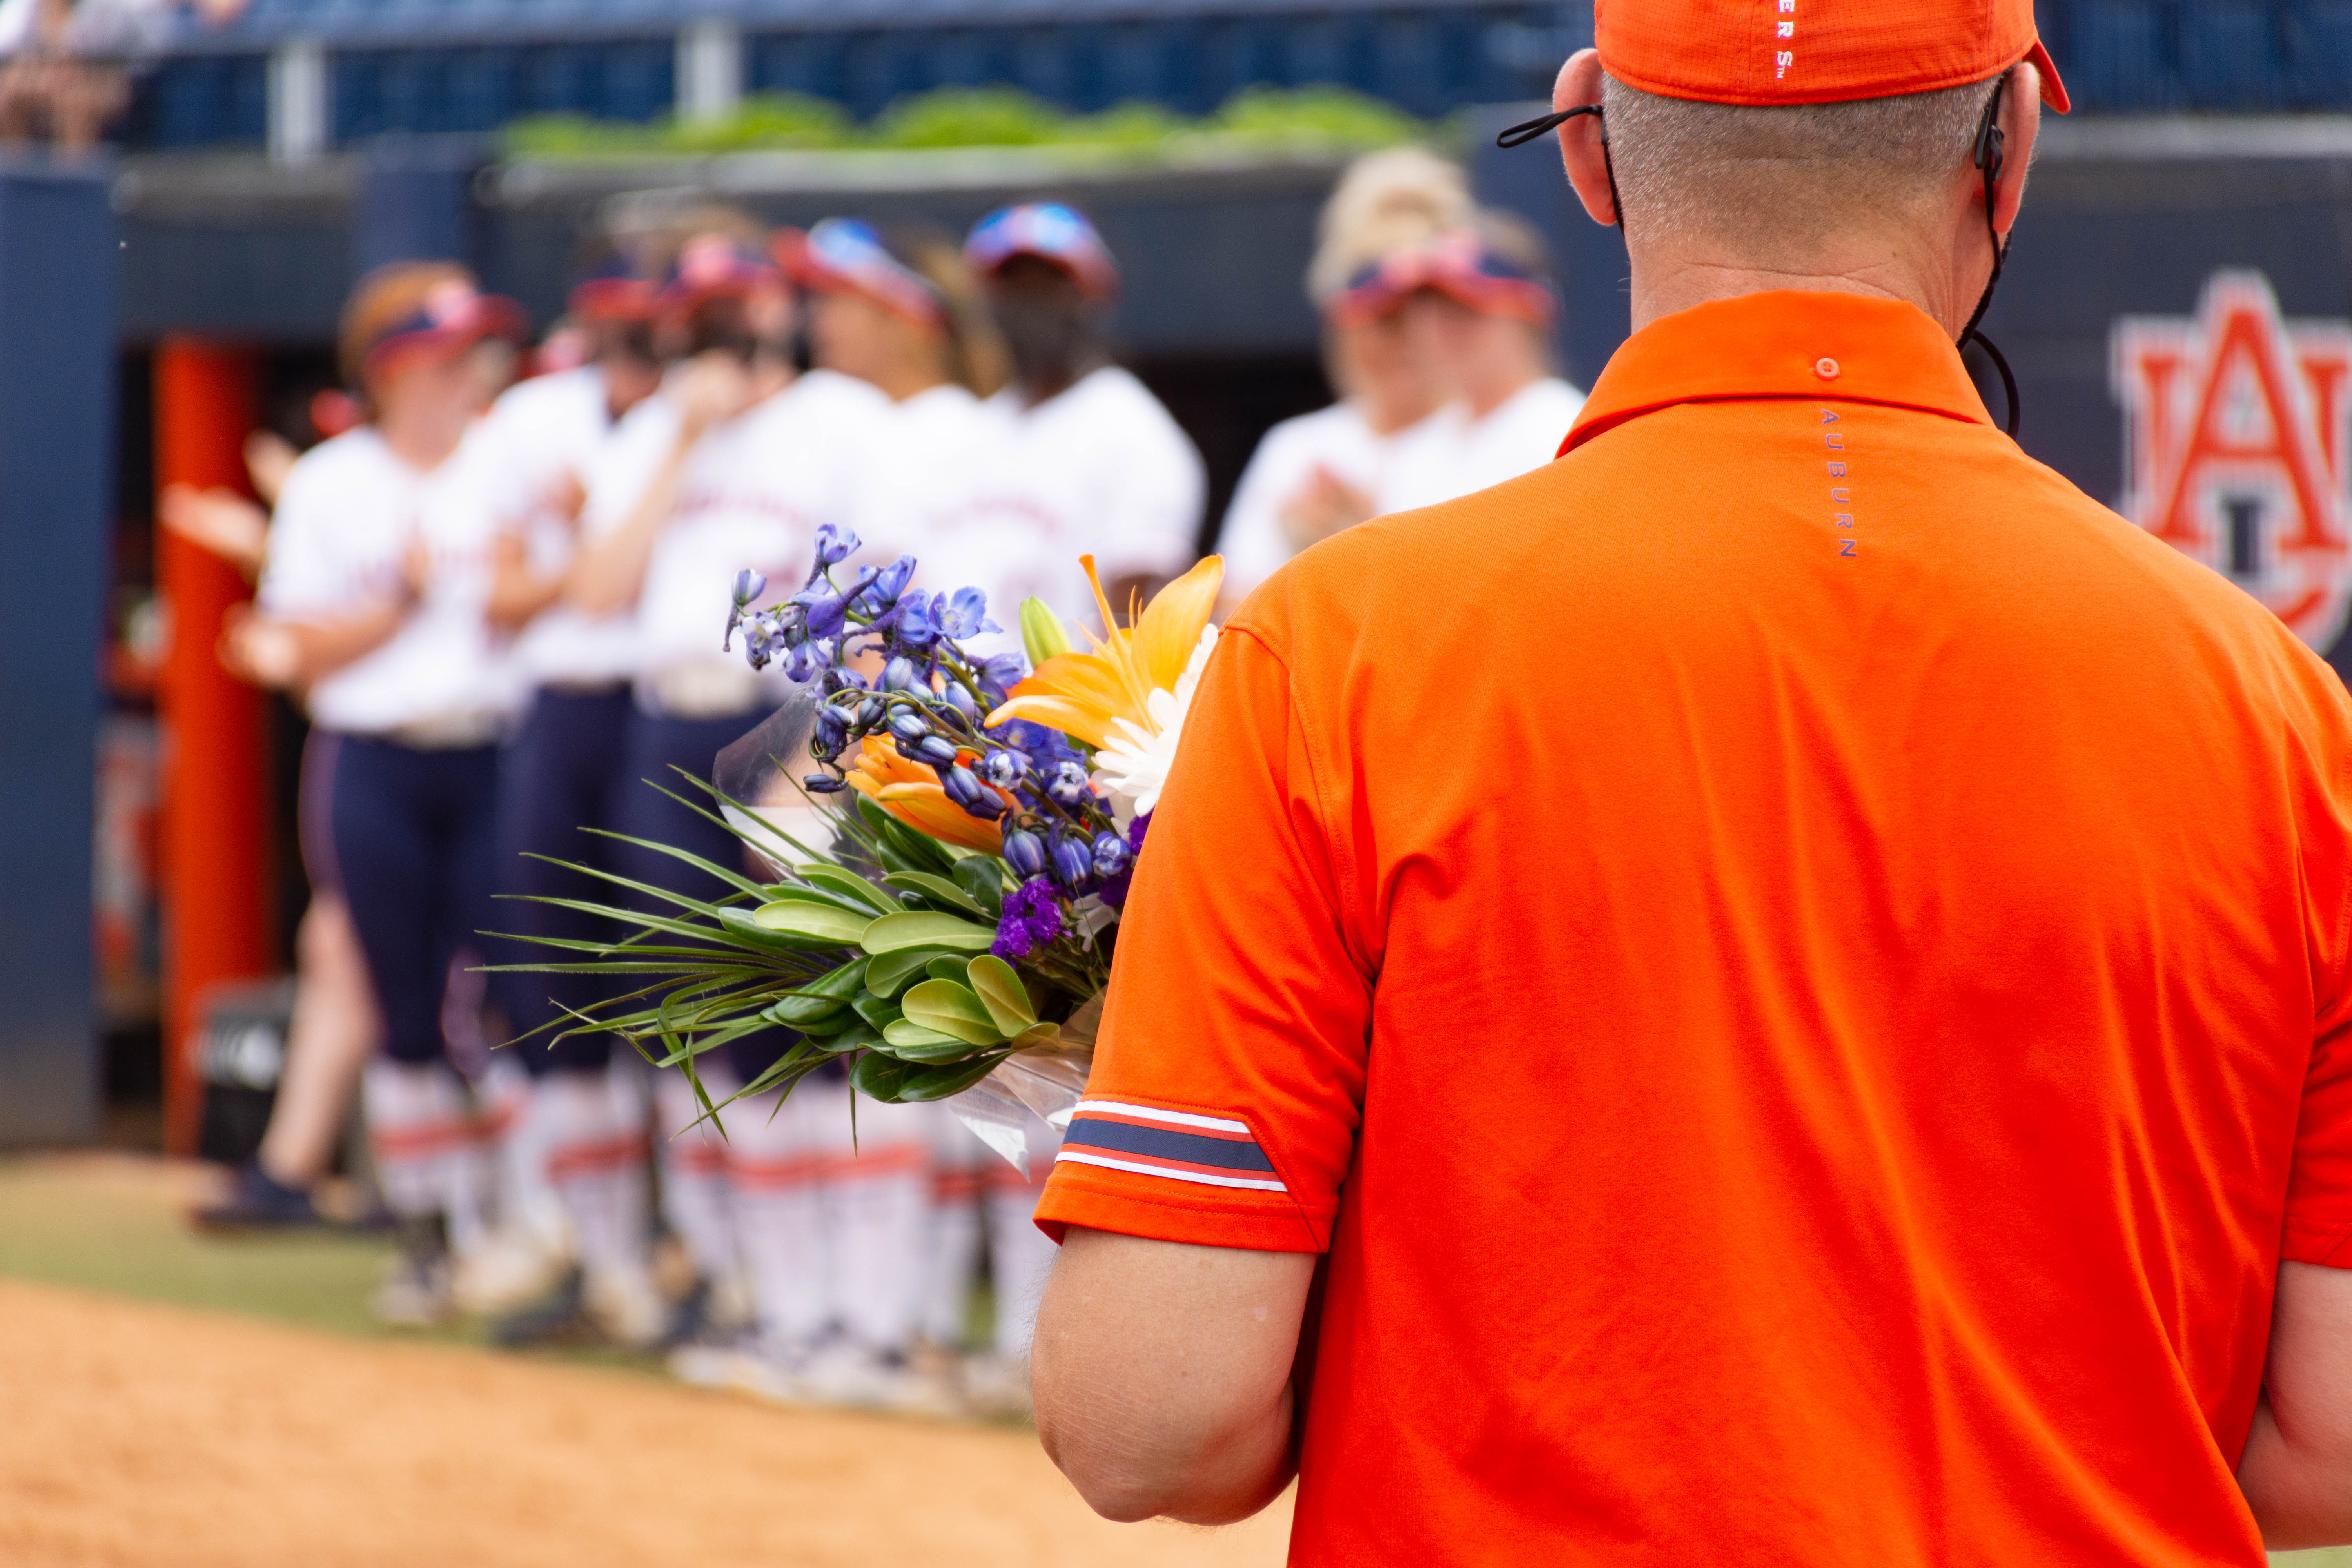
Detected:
left=2066, top=0, right=2181, bottom=109
left=116, top=0, right=2339, bottom=151
left=2178, top=1, right=2281, bottom=106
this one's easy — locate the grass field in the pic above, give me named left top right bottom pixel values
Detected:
left=0, top=1152, right=2344, bottom=1565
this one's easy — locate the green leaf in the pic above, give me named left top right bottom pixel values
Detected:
left=871, top=811, right=956, bottom=875
left=799, top=864, right=900, bottom=915
left=924, top=956, right=969, bottom=984
left=864, top=944, right=959, bottom=997
left=964, top=954, right=1038, bottom=1034
left=882, top=871, right=989, bottom=918
left=762, top=992, right=846, bottom=1028
left=1020, top=595, right=1072, bottom=666
left=849, top=1051, right=915, bottom=1101
left=717, top=907, right=823, bottom=953
left=752, top=900, right=877, bottom=948
left=893, top=1050, right=1013, bottom=1102
left=1011, top=1021, right=1063, bottom=1050
left=781, top=1006, right=854, bottom=1035
left=800, top=957, right=872, bottom=1000
left=817, top=1021, right=883, bottom=1055
left=900, top=979, right=1005, bottom=1046
left=850, top=992, right=903, bottom=1031
left=882, top=1017, right=983, bottom=1062
left=755, top=883, right=875, bottom=917
left=951, top=856, right=1006, bottom=917
left=860, top=910, right=995, bottom=955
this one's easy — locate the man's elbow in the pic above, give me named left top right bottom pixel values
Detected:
left=1043, top=1442, right=1183, bottom=1524
left=1036, top=1379, right=1294, bottom=1526
left=1038, top=1419, right=1282, bottom=1526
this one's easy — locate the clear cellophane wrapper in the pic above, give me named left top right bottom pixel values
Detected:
left=948, top=994, right=1102, bottom=1176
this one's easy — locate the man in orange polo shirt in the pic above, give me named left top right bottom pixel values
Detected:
left=1027, top=2, right=2352, bottom=1561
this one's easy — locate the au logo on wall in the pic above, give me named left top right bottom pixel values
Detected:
left=2113, top=270, right=2352, bottom=651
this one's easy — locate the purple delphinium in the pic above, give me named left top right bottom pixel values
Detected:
left=991, top=876, right=1065, bottom=960
left=1096, top=811, right=1152, bottom=908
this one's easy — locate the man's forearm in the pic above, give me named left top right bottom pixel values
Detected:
left=1031, top=1228, right=1312, bottom=1525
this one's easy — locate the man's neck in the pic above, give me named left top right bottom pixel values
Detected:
left=1626, top=229, right=1970, bottom=340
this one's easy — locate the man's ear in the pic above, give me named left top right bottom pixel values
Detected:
left=1991, top=62, right=2041, bottom=239
left=1553, top=49, right=1618, bottom=229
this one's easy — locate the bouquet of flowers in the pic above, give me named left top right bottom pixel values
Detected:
left=495, top=527, right=1221, bottom=1169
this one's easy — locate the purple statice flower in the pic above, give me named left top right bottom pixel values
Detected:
left=991, top=876, right=1065, bottom=960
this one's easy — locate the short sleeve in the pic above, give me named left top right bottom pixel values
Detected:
left=1034, top=622, right=1372, bottom=1252
left=2283, top=710, right=2352, bottom=1266
left=255, top=451, right=354, bottom=619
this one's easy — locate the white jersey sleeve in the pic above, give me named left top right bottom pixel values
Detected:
left=258, top=432, right=398, bottom=621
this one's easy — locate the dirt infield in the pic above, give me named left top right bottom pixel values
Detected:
left=0, top=1276, right=1290, bottom=1568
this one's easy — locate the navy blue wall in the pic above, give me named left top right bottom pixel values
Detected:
left=0, top=164, right=113, bottom=1146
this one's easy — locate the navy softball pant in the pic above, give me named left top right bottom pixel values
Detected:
left=325, top=733, right=499, bottom=1067
left=493, top=686, right=636, bottom=1075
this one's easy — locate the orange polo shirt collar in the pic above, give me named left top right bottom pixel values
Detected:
left=1562, top=290, right=1996, bottom=456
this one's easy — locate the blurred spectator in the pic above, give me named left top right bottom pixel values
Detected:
left=562, top=221, right=931, bottom=1403
left=786, top=213, right=1056, bottom=1410
left=924, top=202, right=1204, bottom=629
left=475, top=244, right=672, bottom=1351
left=1378, top=211, right=1586, bottom=513
left=0, top=0, right=242, bottom=152
left=1218, top=147, right=1469, bottom=604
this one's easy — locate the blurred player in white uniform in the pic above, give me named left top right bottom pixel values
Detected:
left=162, top=412, right=389, bottom=1235
left=253, top=264, right=529, bottom=1324
left=476, top=250, right=671, bottom=1348
left=785, top=214, right=1047, bottom=1407
left=1377, top=211, right=1586, bottom=513
left=920, top=203, right=1205, bottom=635
left=1218, top=147, right=1469, bottom=604
left=562, top=225, right=923, bottom=1401
left=872, top=201, right=1210, bottom=1408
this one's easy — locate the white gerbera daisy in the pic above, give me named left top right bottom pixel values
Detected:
left=1090, top=624, right=1217, bottom=816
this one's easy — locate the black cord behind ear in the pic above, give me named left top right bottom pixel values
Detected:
left=1495, top=104, right=1600, bottom=149
left=1494, top=104, right=1624, bottom=231
left=1959, top=72, right=2019, bottom=437
left=1972, top=80, right=2007, bottom=184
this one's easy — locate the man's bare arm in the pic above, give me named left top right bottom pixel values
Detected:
left=2240, top=1261, right=2352, bottom=1546
left=1031, top=1227, right=1315, bottom=1525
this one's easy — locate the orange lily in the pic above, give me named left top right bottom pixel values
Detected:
left=843, top=736, right=1004, bottom=853
left=985, top=554, right=1223, bottom=748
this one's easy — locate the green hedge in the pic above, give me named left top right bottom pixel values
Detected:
left=505, top=84, right=1436, bottom=160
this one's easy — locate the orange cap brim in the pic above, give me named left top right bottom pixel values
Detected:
left=2025, top=39, right=2071, bottom=113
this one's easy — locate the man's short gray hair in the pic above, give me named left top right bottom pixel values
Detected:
left=1600, top=74, right=1999, bottom=255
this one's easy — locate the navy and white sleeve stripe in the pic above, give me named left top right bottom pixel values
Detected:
left=1053, top=1098, right=1288, bottom=1193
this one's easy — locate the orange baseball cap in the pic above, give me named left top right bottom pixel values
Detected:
left=1596, top=0, right=2069, bottom=113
